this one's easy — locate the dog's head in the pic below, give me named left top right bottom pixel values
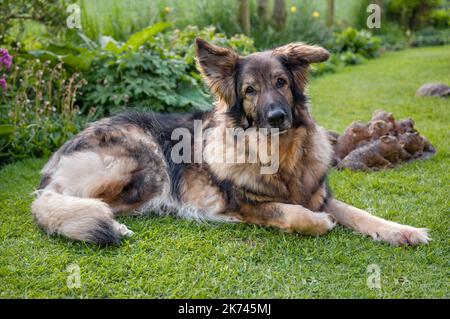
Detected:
left=195, top=38, right=330, bottom=132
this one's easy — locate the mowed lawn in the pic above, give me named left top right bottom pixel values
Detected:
left=0, top=46, right=449, bottom=298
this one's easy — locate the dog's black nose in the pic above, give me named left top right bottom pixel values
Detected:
left=267, top=109, right=286, bottom=127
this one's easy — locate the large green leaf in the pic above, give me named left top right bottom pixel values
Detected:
left=77, top=31, right=99, bottom=50
left=26, top=48, right=97, bottom=71
left=0, top=125, right=14, bottom=136
left=43, top=43, right=82, bottom=55
left=124, top=22, right=171, bottom=50
left=62, top=49, right=97, bottom=71
left=177, top=82, right=212, bottom=110
left=23, top=50, right=60, bottom=63
left=99, top=36, right=122, bottom=53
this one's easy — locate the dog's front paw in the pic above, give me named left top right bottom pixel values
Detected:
left=373, top=225, right=430, bottom=246
left=311, top=212, right=336, bottom=235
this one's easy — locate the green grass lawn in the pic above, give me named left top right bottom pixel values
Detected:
left=1, top=46, right=449, bottom=298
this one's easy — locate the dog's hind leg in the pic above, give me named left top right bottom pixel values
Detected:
left=33, top=149, right=167, bottom=244
left=32, top=151, right=139, bottom=244
left=32, top=190, right=133, bottom=245
left=325, top=199, right=430, bottom=246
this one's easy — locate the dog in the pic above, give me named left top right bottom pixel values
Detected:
left=31, top=38, right=430, bottom=246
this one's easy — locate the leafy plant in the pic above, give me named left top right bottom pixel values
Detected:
left=311, top=54, right=342, bottom=77
left=24, top=24, right=256, bottom=116
left=81, top=45, right=209, bottom=115
left=79, top=24, right=255, bottom=115
left=251, top=0, right=333, bottom=50
left=0, top=0, right=70, bottom=48
left=333, top=28, right=381, bottom=59
left=0, top=55, right=91, bottom=165
left=409, top=27, right=450, bottom=47
left=429, top=8, right=450, bottom=29
left=79, top=0, right=162, bottom=42
left=386, top=0, right=442, bottom=30
left=155, top=25, right=255, bottom=77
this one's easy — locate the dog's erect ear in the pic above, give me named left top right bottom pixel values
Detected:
left=274, top=42, right=330, bottom=64
left=273, top=43, right=330, bottom=90
left=195, top=38, right=240, bottom=105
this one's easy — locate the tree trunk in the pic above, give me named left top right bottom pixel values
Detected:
left=272, top=0, right=287, bottom=30
left=327, top=0, right=335, bottom=27
left=257, top=0, right=269, bottom=22
left=375, top=0, right=384, bottom=19
left=238, top=0, right=251, bottom=35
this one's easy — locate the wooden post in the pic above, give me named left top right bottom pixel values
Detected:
left=327, top=0, right=335, bottom=27
left=239, top=0, right=251, bottom=35
left=272, top=0, right=287, bottom=30
left=375, top=0, right=384, bottom=19
left=257, top=0, right=269, bottom=22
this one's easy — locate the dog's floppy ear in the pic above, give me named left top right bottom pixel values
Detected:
left=195, top=38, right=240, bottom=105
left=273, top=43, right=330, bottom=91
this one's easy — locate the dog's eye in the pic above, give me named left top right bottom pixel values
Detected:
left=245, top=86, right=256, bottom=95
left=276, top=78, right=286, bottom=88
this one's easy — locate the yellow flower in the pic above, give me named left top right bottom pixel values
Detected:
left=290, top=6, right=297, bottom=13
left=312, top=11, right=320, bottom=18
left=164, top=6, right=172, bottom=14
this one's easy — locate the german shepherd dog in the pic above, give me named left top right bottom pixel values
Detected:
left=32, top=39, right=430, bottom=246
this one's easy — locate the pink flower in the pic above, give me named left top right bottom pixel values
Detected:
left=0, top=48, right=12, bottom=70
left=0, top=75, right=6, bottom=91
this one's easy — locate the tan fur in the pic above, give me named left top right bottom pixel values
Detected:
left=335, top=121, right=370, bottom=159
left=32, top=190, right=132, bottom=243
left=31, top=39, right=430, bottom=247
left=325, top=199, right=429, bottom=246
left=196, top=38, right=240, bottom=107
left=49, top=152, right=135, bottom=198
left=395, top=118, right=415, bottom=135
left=228, top=202, right=335, bottom=235
left=273, top=43, right=330, bottom=91
left=181, top=166, right=226, bottom=215
left=338, top=135, right=412, bottom=171
left=372, top=109, right=395, bottom=129
left=368, top=120, right=390, bottom=139
left=399, top=132, right=424, bottom=157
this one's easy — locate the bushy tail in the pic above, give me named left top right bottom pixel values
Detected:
left=32, top=190, right=121, bottom=245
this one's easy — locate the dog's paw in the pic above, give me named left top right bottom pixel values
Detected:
left=312, top=212, right=337, bottom=235
left=116, top=223, right=134, bottom=238
left=373, top=225, right=430, bottom=246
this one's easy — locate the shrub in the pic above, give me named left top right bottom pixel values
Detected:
left=311, top=28, right=381, bottom=77
left=386, top=0, right=441, bottom=30
left=251, top=1, right=333, bottom=50
left=376, top=22, right=410, bottom=51
left=429, top=8, right=450, bottom=29
left=409, top=27, right=450, bottom=47
left=80, top=25, right=255, bottom=115
left=311, top=54, right=342, bottom=77
left=0, top=54, right=91, bottom=165
left=81, top=44, right=207, bottom=115
left=156, top=25, right=255, bottom=78
left=333, top=27, right=381, bottom=59
left=0, top=0, right=69, bottom=49
left=338, top=51, right=366, bottom=66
